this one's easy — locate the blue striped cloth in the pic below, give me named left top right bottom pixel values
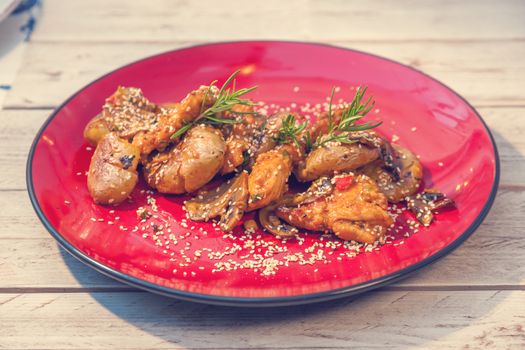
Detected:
left=0, top=0, right=41, bottom=107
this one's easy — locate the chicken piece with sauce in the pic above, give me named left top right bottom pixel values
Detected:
left=132, top=85, right=218, bottom=156
left=219, top=104, right=266, bottom=174
left=83, top=85, right=218, bottom=156
left=246, top=112, right=307, bottom=211
left=273, top=174, right=393, bottom=244
left=247, top=148, right=294, bottom=211
left=83, top=87, right=161, bottom=146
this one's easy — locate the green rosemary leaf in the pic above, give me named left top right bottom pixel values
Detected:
left=314, top=86, right=381, bottom=148
left=170, top=123, right=193, bottom=140
left=170, top=70, right=257, bottom=139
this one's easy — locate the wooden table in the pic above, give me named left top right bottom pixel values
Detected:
left=1, top=1, right=524, bottom=348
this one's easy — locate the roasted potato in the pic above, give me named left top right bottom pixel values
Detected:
left=83, top=113, right=111, bottom=146
left=143, top=125, right=226, bottom=194
left=87, top=133, right=140, bottom=205
left=296, top=142, right=379, bottom=182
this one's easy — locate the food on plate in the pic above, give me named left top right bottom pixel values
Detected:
left=87, top=132, right=140, bottom=205
left=185, top=172, right=249, bottom=231
left=296, top=141, right=379, bottom=182
left=142, top=124, right=226, bottom=194
left=83, top=87, right=162, bottom=146
left=360, top=144, right=423, bottom=203
left=84, top=70, right=455, bottom=243
left=247, top=148, right=293, bottom=211
left=406, top=189, right=455, bottom=226
left=275, top=174, right=393, bottom=244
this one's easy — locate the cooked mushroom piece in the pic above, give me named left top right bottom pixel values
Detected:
left=184, top=172, right=249, bottom=231
left=258, top=202, right=298, bottom=238
left=406, top=189, right=455, bottom=226
left=359, top=144, right=423, bottom=203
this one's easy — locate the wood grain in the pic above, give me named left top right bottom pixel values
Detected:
left=5, top=40, right=524, bottom=108
left=1, top=291, right=525, bottom=349
left=2, top=1, right=525, bottom=348
left=32, top=0, right=525, bottom=42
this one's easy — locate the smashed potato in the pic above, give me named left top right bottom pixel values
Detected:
left=87, top=133, right=140, bottom=205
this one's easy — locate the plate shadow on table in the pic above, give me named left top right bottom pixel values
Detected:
left=56, top=130, right=521, bottom=348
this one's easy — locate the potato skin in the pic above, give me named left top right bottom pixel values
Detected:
left=87, top=133, right=140, bottom=205
left=296, top=143, right=379, bottom=182
left=143, top=125, right=226, bottom=194
left=83, top=114, right=110, bottom=146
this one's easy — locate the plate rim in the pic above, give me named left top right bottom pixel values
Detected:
left=26, top=40, right=500, bottom=307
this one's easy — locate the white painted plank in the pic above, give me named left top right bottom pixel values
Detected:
left=1, top=291, right=524, bottom=349
left=4, top=41, right=525, bottom=108
left=31, top=0, right=525, bottom=42
left=0, top=109, right=44, bottom=190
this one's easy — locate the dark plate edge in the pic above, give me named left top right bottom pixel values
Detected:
left=25, top=40, right=500, bottom=307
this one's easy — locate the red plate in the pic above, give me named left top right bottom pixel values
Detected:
left=27, top=41, right=499, bottom=306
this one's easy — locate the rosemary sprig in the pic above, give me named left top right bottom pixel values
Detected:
left=203, top=71, right=257, bottom=116
left=273, top=114, right=307, bottom=148
left=302, top=131, right=313, bottom=153
left=171, top=70, right=257, bottom=139
left=314, top=86, right=381, bottom=148
left=171, top=123, right=193, bottom=140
